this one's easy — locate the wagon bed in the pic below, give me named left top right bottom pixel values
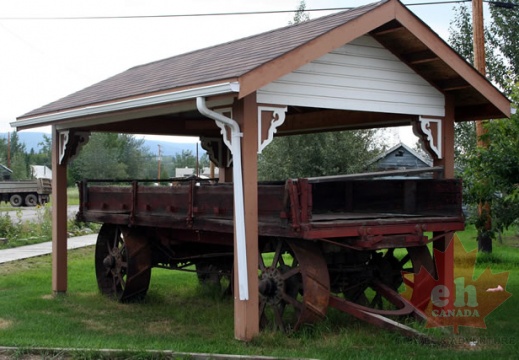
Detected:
left=77, top=174, right=464, bottom=249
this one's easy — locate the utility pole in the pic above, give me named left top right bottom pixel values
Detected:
left=157, top=144, right=162, bottom=179
left=472, top=0, right=492, bottom=252
left=7, top=132, right=11, bottom=169
left=472, top=0, right=487, bottom=146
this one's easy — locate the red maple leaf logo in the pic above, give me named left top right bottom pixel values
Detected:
left=401, top=234, right=512, bottom=333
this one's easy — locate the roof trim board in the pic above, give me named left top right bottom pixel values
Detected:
left=14, top=82, right=240, bottom=130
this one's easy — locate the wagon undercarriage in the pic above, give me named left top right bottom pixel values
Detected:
left=78, top=175, right=464, bottom=340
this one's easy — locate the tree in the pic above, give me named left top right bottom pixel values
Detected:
left=449, top=2, right=515, bottom=94
left=462, top=85, right=519, bottom=250
left=448, top=2, right=519, bottom=251
left=289, top=0, right=310, bottom=25
left=258, top=130, right=384, bottom=181
left=68, top=133, right=151, bottom=184
left=448, top=2, right=519, bottom=161
left=0, top=132, right=29, bottom=179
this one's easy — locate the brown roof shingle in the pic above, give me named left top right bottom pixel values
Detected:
left=20, top=1, right=386, bottom=118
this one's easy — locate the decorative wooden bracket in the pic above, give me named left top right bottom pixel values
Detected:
left=257, top=106, right=287, bottom=154
left=213, top=107, right=234, bottom=152
left=59, top=130, right=90, bottom=165
left=200, top=136, right=232, bottom=168
left=413, top=117, right=442, bottom=160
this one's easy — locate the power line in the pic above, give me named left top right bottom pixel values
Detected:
left=0, top=7, right=354, bottom=21
left=405, top=1, right=469, bottom=5
left=0, top=1, right=484, bottom=21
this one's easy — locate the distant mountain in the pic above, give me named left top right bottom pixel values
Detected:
left=0, top=132, right=199, bottom=156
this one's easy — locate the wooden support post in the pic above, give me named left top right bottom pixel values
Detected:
left=433, top=95, right=455, bottom=307
left=232, top=93, right=259, bottom=341
left=51, top=126, right=68, bottom=294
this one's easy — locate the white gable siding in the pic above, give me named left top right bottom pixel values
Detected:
left=257, top=36, right=445, bottom=117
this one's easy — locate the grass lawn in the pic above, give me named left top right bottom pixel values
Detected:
left=0, top=227, right=518, bottom=359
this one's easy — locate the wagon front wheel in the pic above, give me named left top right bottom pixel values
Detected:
left=258, top=238, right=330, bottom=332
left=95, top=224, right=152, bottom=302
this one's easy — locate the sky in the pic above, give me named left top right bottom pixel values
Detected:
left=0, top=0, right=479, bottom=145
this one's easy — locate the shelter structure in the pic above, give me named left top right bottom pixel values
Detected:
left=12, top=0, right=511, bottom=341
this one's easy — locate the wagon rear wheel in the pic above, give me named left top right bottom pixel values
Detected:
left=341, top=245, right=434, bottom=312
left=258, top=238, right=330, bottom=332
left=95, top=224, right=152, bottom=302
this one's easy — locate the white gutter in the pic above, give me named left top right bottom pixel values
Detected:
left=12, top=82, right=240, bottom=130
left=196, top=96, right=249, bottom=301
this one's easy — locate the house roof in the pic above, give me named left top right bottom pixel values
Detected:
left=0, top=164, right=13, bottom=174
left=368, top=142, right=432, bottom=168
left=14, top=0, right=511, bottom=132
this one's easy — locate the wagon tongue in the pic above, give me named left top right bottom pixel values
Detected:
left=328, top=280, right=438, bottom=343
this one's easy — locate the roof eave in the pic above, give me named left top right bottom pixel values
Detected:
left=12, top=82, right=240, bottom=131
left=392, top=3, right=511, bottom=119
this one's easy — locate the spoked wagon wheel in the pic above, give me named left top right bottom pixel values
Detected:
left=95, top=224, right=152, bottom=302
left=196, top=259, right=233, bottom=296
left=341, top=245, right=434, bottom=314
left=258, top=238, right=330, bottom=332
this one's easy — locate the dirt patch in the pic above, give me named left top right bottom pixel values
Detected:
left=0, top=318, right=12, bottom=330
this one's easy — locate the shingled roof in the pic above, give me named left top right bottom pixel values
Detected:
left=20, top=1, right=385, bottom=119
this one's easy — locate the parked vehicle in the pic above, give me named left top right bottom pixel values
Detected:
left=77, top=170, right=464, bottom=337
left=0, top=178, right=52, bottom=207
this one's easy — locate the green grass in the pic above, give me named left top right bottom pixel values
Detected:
left=1, top=229, right=518, bottom=359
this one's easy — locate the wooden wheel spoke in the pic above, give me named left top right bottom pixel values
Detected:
left=258, top=253, right=266, bottom=271
left=116, top=271, right=126, bottom=289
left=272, top=241, right=284, bottom=267
left=112, top=228, right=120, bottom=249
left=282, top=292, right=303, bottom=310
left=399, top=254, right=410, bottom=267
left=281, top=266, right=300, bottom=280
left=370, top=292, right=383, bottom=309
left=259, top=300, right=267, bottom=316
left=273, top=305, right=286, bottom=331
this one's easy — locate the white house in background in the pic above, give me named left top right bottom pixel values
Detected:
left=175, top=166, right=219, bottom=178
left=30, top=165, right=52, bottom=179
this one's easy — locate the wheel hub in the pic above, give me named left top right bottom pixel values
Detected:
left=103, top=247, right=123, bottom=272
left=259, top=267, right=285, bottom=305
left=103, top=255, right=115, bottom=269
